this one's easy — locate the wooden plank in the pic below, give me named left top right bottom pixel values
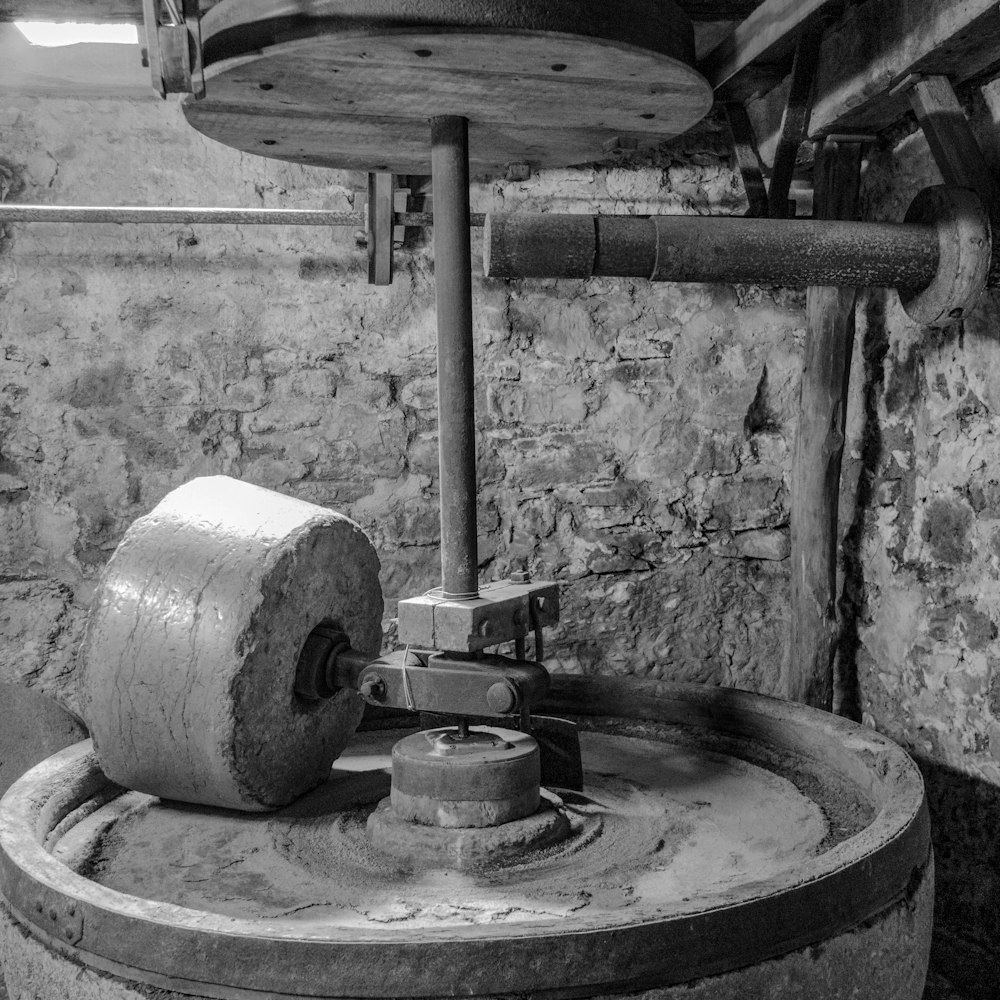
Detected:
left=786, top=138, right=862, bottom=711
left=767, top=25, right=822, bottom=219
left=910, top=74, right=1000, bottom=288
left=751, top=0, right=1000, bottom=150
left=909, top=75, right=1000, bottom=217
left=699, top=0, right=833, bottom=92
left=0, top=0, right=167, bottom=21
left=678, top=0, right=763, bottom=19
left=723, top=100, right=768, bottom=217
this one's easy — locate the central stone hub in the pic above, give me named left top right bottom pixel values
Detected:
left=390, top=726, right=540, bottom=828
left=367, top=725, right=573, bottom=870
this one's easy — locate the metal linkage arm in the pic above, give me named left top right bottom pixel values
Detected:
left=292, top=626, right=549, bottom=720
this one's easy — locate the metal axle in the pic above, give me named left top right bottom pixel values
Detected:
left=431, top=116, right=480, bottom=602
left=0, top=205, right=485, bottom=228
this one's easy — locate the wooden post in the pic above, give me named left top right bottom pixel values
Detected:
left=786, top=139, right=863, bottom=710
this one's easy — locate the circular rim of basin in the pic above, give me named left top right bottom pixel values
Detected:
left=0, top=676, right=930, bottom=1000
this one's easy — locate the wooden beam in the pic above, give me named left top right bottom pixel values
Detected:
left=723, top=100, right=768, bottom=217
left=751, top=0, right=1000, bottom=150
left=678, top=0, right=763, bottom=19
left=909, top=75, right=1000, bottom=216
left=0, top=0, right=148, bottom=22
left=909, top=74, right=1000, bottom=289
left=767, top=25, right=821, bottom=219
left=699, top=0, right=834, bottom=93
left=786, top=138, right=863, bottom=711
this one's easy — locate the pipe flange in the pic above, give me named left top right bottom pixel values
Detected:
left=899, top=185, right=991, bottom=327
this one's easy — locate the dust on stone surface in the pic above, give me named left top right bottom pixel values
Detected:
left=59, top=725, right=829, bottom=931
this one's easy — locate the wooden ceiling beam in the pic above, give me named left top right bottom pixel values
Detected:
left=0, top=0, right=152, bottom=22
left=749, top=0, right=1000, bottom=161
left=699, top=0, right=836, bottom=95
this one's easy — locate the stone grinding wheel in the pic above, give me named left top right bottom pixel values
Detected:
left=181, top=0, right=714, bottom=176
left=0, top=678, right=932, bottom=1000
left=78, top=476, right=383, bottom=811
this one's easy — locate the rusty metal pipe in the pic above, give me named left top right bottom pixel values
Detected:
left=484, top=213, right=945, bottom=289
left=431, top=116, right=479, bottom=602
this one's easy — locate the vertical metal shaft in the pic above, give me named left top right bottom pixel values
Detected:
left=431, top=116, right=479, bottom=601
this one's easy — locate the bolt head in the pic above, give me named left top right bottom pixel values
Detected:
left=486, top=681, right=518, bottom=714
left=510, top=569, right=530, bottom=584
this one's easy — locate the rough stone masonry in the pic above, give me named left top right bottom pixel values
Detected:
left=0, top=97, right=803, bottom=715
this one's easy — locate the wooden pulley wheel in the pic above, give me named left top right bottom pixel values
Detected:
left=77, top=476, right=383, bottom=812
left=1, top=677, right=931, bottom=1000
left=182, top=0, right=713, bottom=176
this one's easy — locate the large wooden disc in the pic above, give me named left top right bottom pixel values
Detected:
left=182, top=0, right=713, bottom=176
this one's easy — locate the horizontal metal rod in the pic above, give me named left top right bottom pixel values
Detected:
left=484, top=213, right=954, bottom=289
left=0, top=204, right=487, bottom=228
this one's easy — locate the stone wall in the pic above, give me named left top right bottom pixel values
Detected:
left=0, top=95, right=805, bottom=722
left=846, top=109, right=1000, bottom=995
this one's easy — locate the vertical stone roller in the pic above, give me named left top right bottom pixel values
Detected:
left=78, top=476, right=383, bottom=811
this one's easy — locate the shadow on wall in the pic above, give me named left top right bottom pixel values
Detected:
left=838, top=284, right=1000, bottom=998
left=918, top=757, right=1000, bottom=1000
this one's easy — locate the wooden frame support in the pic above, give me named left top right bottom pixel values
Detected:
left=786, top=139, right=863, bottom=710
left=700, top=0, right=834, bottom=95
left=366, top=172, right=394, bottom=286
left=907, top=74, right=999, bottom=284
left=767, top=26, right=823, bottom=219
left=748, top=0, right=1000, bottom=166
left=723, top=101, right=769, bottom=218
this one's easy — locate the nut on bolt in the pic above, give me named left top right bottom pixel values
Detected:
left=359, top=674, right=386, bottom=702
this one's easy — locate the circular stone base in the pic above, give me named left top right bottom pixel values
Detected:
left=390, top=727, right=540, bottom=828
left=367, top=790, right=571, bottom=870
left=1, top=857, right=933, bottom=1000
left=0, top=678, right=934, bottom=999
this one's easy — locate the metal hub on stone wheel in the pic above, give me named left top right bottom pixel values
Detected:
left=0, top=677, right=932, bottom=1000
left=181, top=0, right=714, bottom=175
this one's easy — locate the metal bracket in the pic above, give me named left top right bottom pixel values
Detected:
left=142, top=0, right=205, bottom=100
left=28, top=892, right=83, bottom=946
left=357, top=649, right=549, bottom=718
left=398, top=576, right=559, bottom=653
